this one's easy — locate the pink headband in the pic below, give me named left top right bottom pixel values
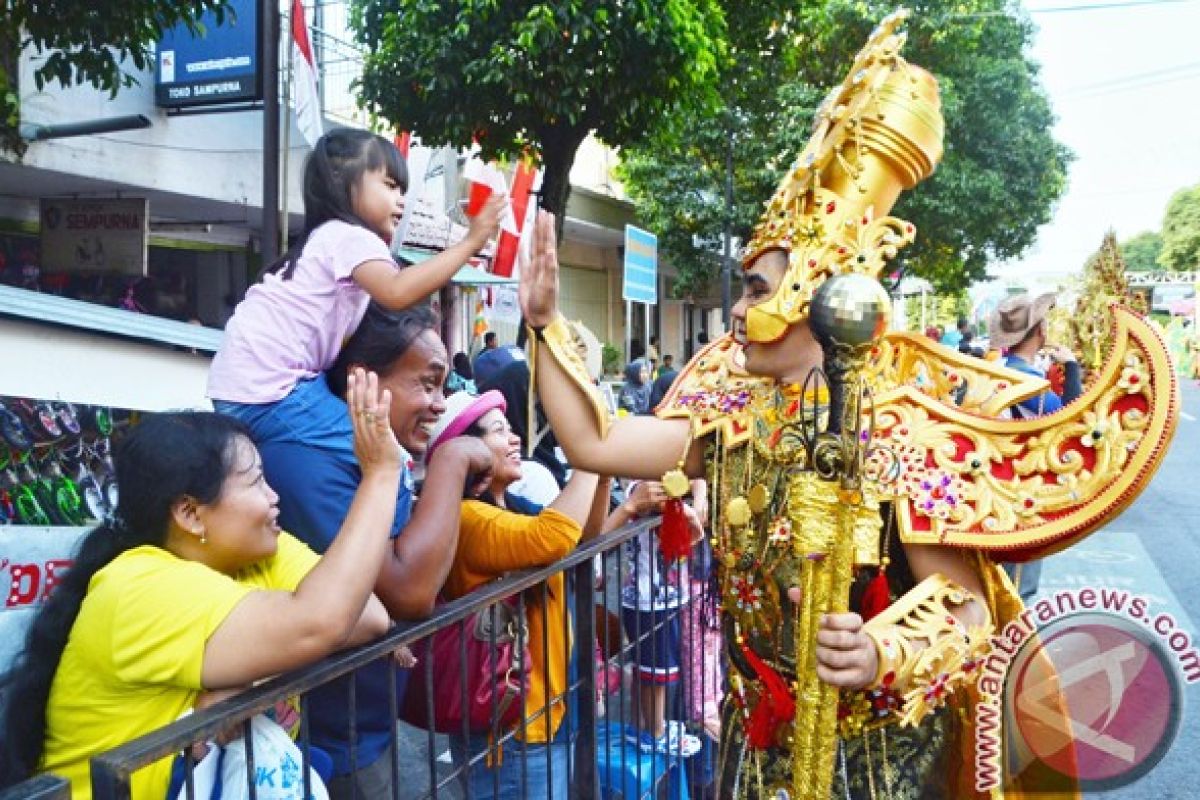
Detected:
left=424, top=390, right=507, bottom=464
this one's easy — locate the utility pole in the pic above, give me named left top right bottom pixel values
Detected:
left=261, top=0, right=281, bottom=265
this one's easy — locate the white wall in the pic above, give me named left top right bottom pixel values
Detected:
left=17, top=50, right=307, bottom=217
left=0, top=318, right=211, bottom=411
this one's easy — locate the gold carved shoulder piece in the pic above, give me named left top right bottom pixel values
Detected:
left=867, top=331, right=1047, bottom=415
left=655, top=335, right=769, bottom=448
left=867, top=306, right=1179, bottom=558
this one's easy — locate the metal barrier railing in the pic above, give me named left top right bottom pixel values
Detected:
left=0, top=775, right=71, bottom=800
left=81, top=512, right=722, bottom=800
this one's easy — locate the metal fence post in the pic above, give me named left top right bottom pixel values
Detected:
left=572, top=558, right=599, bottom=799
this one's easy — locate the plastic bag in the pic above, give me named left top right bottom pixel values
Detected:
left=172, top=741, right=221, bottom=800
left=217, top=715, right=329, bottom=800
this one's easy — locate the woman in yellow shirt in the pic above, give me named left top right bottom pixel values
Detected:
left=0, top=369, right=400, bottom=799
left=424, top=390, right=608, bottom=800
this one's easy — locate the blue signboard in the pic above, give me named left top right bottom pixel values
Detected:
left=156, top=0, right=262, bottom=108
left=623, top=225, right=658, bottom=305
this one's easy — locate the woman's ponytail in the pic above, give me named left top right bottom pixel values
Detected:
left=0, top=522, right=135, bottom=785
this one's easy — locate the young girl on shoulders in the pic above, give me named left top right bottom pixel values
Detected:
left=208, top=127, right=504, bottom=441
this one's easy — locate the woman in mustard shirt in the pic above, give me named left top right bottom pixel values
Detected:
left=424, top=390, right=608, bottom=800
left=0, top=369, right=399, bottom=799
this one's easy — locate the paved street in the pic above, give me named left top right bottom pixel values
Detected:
left=1034, top=379, right=1200, bottom=798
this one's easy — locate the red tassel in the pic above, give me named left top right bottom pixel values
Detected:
left=659, top=497, right=691, bottom=561
left=739, top=640, right=795, bottom=749
left=861, top=568, right=891, bottom=622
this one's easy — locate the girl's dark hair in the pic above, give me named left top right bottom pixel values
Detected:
left=0, top=413, right=249, bottom=788
left=327, top=303, right=440, bottom=396
left=265, top=128, right=408, bottom=280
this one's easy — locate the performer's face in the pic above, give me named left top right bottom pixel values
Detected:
left=732, top=250, right=822, bottom=381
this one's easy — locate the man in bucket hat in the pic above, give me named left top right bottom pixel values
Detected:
left=989, top=292, right=1083, bottom=601
left=990, top=292, right=1083, bottom=418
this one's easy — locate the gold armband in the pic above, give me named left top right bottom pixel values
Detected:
left=527, top=314, right=610, bottom=440
left=861, top=573, right=992, bottom=727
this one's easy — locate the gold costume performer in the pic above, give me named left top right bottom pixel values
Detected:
left=519, top=10, right=1178, bottom=799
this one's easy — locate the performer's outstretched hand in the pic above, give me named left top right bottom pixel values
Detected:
left=520, top=210, right=560, bottom=328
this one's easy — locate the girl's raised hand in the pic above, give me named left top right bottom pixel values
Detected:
left=520, top=210, right=560, bottom=328
left=346, top=367, right=403, bottom=478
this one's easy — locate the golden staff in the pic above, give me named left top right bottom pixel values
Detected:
left=791, top=273, right=891, bottom=799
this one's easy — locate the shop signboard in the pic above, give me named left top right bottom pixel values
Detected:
left=156, top=0, right=262, bottom=108
left=40, top=197, right=148, bottom=276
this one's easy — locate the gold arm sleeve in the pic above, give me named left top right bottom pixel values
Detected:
left=531, top=315, right=611, bottom=440
left=861, top=573, right=993, bottom=727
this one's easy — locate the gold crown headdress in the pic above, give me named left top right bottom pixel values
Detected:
left=745, top=10, right=945, bottom=343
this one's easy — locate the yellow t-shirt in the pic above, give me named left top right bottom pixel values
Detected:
left=40, top=533, right=319, bottom=800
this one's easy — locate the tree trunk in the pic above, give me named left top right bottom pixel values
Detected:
left=537, top=125, right=589, bottom=243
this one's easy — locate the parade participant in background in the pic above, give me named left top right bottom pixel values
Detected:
left=429, top=390, right=609, bottom=800
left=258, top=305, right=494, bottom=799
left=517, top=11, right=1176, bottom=798
left=0, top=376, right=400, bottom=799
left=990, top=293, right=1083, bottom=418
left=207, top=127, right=503, bottom=448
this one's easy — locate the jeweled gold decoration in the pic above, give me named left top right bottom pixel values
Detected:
left=871, top=306, right=1178, bottom=555
left=860, top=574, right=993, bottom=727
left=530, top=314, right=610, bottom=440
left=1059, top=230, right=1149, bottom=375
left=743, top=9, right=944, bottom=343
left=864, top=330, right=1047, bottom=416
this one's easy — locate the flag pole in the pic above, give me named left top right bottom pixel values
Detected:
left=280, top=0, right=295, bottom=249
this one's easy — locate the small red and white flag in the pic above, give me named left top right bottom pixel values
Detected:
left=461, top=154, right=540, bottom=278
left=290, top=0, right=322, bottom=147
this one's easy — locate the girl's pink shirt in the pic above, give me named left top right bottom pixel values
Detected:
left=207, top=221, right=393, bottom=404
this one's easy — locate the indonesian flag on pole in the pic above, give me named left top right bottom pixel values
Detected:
left=291, top=0, right=322, bottom=147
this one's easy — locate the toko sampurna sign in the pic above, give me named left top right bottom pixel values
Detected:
left=156, top=0, right=262, bottom=109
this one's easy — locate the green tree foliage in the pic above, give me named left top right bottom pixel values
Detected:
left=0, top=0, right=230, bottom=155
left=352, top=0, right=726, bottom=237
left=1159, top=183, right=1200, bottom=272
left=1119, top=230, right=1164, bottom=272
left=904, top=290, right=970, bottom=334
left=620, top=0, right=1072, bottom=298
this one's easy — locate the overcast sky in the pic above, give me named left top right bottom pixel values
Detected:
left=989, top=0, right=1200, bottom=291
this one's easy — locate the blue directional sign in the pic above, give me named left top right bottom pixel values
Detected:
left=623, top=225, right=658, bottom=305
